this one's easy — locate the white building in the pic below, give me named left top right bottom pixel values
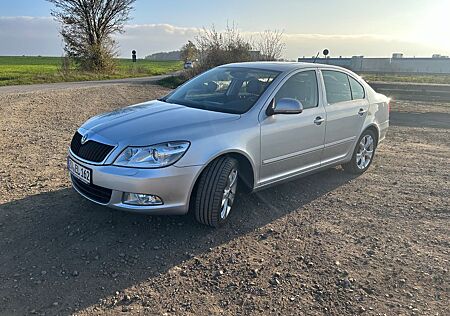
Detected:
left=298, top=54, right=450, bottom=74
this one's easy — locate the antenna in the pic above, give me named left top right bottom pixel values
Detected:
left=313, top=52, right=320, bottom=63
left=313, top=49, right=330, bottom=63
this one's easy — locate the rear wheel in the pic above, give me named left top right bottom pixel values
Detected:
left=343, top=130, right=377, bottom=174
left=193, top=156, right=239, bottom=227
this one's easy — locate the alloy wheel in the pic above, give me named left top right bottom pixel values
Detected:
left=220, top=169, right=238, bottom=219
left=356, top=135, right=374, bottom=170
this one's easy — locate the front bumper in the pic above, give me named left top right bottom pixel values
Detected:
left=68, top=153, right=203, bottom=215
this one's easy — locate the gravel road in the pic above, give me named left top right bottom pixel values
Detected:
left=0, top=74, right=172, bottom=94
left=0, top=83, right=448, bottom=315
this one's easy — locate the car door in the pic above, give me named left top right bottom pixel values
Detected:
left=320, top=70, right=369, bottom=164
left=259, top=69, right=326, bottom=186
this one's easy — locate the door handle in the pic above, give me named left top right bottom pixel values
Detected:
left=358, top=108, right=367, bottom=116
left=314, top=116, right=325, bottom=125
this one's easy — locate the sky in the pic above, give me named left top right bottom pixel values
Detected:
left=0, top=0, right=449, bottom=59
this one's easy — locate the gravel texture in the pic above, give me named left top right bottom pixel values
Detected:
left=0, top=85, right=448, bottom=315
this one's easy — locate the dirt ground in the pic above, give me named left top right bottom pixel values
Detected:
left=0, top=84, right=448, bottom=316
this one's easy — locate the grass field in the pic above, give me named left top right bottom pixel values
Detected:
left=2, top=56, right=450, bottom=87
left=0, top=56, right=183, bottom=86
left=360, top=72, right=450, bottom=85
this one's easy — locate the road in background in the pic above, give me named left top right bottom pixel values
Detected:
left=0, top=73, right=174, bottom=94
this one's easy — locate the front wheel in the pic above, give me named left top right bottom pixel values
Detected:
left=193, top=156, right=239, bottom=227
left=343, top=130, right=377, bottom=174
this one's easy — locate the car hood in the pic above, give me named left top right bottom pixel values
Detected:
left=79, top=100, right=240, bottom=146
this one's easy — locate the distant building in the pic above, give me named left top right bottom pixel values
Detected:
left=298, top=53, right=450, bottom=74
left=432, top=54, right=449, bottom=59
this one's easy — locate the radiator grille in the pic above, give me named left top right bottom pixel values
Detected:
left=70, top=132, right=114, bottom=163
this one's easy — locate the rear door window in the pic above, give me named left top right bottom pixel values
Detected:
left=322, top=70, right=352, bottom=104
left=349, top=76, right=365, bottom=100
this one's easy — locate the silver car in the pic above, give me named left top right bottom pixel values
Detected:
left=68, top=62, right=389, bottom=227
left=184, top=61, right=194, bottom=69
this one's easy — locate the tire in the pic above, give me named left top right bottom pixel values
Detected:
left=343, top=129, right=377, bottom=174
left=193, top=156, right=239, bottom=228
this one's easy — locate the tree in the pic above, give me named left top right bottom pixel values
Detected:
left=47, top=0, right=136, bottom=71
left=180, top=41, right=198, bottom=62
left=256, top=30, right=285, bottom=61
left=195, top=23, right=253, bottom=73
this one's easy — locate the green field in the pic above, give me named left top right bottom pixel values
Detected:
left=0, top=56, right=183, bottom=86
left=360, top=72, right=450, bottom=85
left=2, top=56, right=450, bottom=87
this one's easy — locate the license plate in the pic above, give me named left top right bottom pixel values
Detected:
left=68, top=157, right=92, bottom=184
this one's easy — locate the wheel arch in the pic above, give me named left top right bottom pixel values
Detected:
left=226, top=152, right=255, bottom=193
left=363, top=124, right=380, bottom=146
left=187, top=150, right=256, bottom=212
left=204, top=150, right=256, bottom=191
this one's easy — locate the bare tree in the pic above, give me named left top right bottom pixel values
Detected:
left=256, top=30, right=285, bottom=61
left=47, top=0, right=135, bottom=71
left=195, top=23, right=253, bottom=73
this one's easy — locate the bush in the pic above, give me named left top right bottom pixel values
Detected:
left=182, top=24, right=285, bottom=78
left=76, top=43, right=116, bottom=73
left=194, top=24, right=253, bottom=74
left=157, top=74, right=189, bottom=89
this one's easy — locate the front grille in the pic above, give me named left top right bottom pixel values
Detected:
left=70, top=132, right=114, bottom=163
left=71, top=175, right=112, bottom=204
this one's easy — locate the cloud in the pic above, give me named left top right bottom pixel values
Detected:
left=117, top=24, right=199, bottom=58
left=281, top=33, right=442, bottom=59
left=0, top=16, right=445, bottom=59
left=0, top=16, right=62, bottom=56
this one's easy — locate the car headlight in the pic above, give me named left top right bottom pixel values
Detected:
left=113, top=141, right=190, bottom=168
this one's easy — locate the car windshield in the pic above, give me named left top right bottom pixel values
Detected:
left=164, top=67, right=280, bottom=114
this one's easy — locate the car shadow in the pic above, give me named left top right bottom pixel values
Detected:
left=0, top=167, right=357, bottom=314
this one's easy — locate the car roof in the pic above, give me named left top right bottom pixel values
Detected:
left=220, top=61, right=350, bottom=73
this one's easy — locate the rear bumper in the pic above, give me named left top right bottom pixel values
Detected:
left=378, top=120, right=389, bottom=143
left=68, top=153, right=203, bottom=215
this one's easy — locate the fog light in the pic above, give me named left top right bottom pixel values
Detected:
left=123, top=193, right=163, bottom=206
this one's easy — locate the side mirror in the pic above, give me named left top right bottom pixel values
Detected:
left=266, top=98, right=303, bottom=116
